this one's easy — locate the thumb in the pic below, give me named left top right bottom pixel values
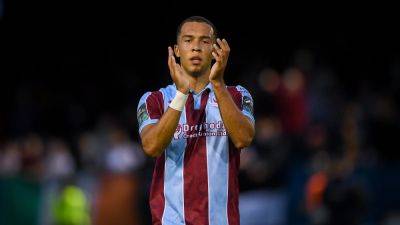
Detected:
left=168, top=46, right=174, bottom=58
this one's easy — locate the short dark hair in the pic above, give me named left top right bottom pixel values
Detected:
left=176, top=16, right=218, bottom=41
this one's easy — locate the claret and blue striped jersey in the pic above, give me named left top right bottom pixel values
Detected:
left=137, top=83, right=254, bottom=225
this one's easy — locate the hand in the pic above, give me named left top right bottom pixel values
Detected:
left=168, top=47, right=190, bottom=94
left=210, top=38, right=230, bottom=85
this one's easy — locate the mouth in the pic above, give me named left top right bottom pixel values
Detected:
left=189, top=56, right=202, bottom=65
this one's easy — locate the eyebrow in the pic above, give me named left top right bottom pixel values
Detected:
left=181, top=35, right=212, bottom=40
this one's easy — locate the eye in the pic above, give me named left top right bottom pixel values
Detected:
left=203, top=40, right=211, bottom=44
left=184, top=39, right=191, bottom=43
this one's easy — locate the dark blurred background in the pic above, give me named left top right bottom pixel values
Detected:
left=0, top=1, right=399, bottom=225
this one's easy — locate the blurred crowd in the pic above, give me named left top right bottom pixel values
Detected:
left=238, top=49, right=400, bottom=225
left=0, top=117, right=150, bottom=225
left=1, top=49, right=400, bottom=225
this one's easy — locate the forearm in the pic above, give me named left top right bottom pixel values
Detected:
left=140, top=108, right=182, bottom=157
left=212, top=82, right=255, bottom=149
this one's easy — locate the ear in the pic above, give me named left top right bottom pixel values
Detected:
left=174, top=44, right=180, bottom=58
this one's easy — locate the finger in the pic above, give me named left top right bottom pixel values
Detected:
left=168, top=47, right=176, bottom=75
left=168, top=47, right=176, bottom=62
left=168, top=46, right=173, bottom=57
left=216, top=38, right=227, bottom=52
left=212, top=47, right=220, bottom=57
left=212, top=52, right=221, bottom=62
left=168, top=47, right=172, bottom=63
left=222, top=39, right=230, bottom=52
left=170, top=47, right=180, bottom=67
left=213, top=43, right=223, bottom=54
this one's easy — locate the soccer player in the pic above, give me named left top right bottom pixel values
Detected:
left=137, top=16, right=255, bottom=225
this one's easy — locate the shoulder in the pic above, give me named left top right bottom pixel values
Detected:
left=226, top=85, right=254, bottom=111
left=138, top=91, right=163, bottom=107
left=138, top=84, right=176, bottom=106
left=227, top=85, right=252, bottom=95
left=159, top=84, right=177, bottom=101
left=227, top=85, right=255, bottom=121
left=226, top=85, right=253, bottom=99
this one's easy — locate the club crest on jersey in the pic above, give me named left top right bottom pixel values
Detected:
left=209, top=96, right=218, bottom=107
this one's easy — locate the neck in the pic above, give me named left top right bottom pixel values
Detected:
left=186, top=68, right=210, bottom=94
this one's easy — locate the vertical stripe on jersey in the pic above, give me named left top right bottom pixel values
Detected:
left=184, top=91, right=210, bottom=225
left=163, top=105, right=188, bottom=225
left=147, top=90, right=165, bottom=225
left=205, top=93, right=230, bottom=225
left=227, top=86, right=242, bottom=109
left=150, top=154, right=166, bottom=225
left=227, top=141, right=241, bottom=225
left=146, top=91, right=164, bottom=119
left=227, top=86, right=243, bottom=225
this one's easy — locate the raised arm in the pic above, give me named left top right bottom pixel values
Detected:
left=139, top=47, right=190, bottom=157
left=210, top=38, right=255, bottom=149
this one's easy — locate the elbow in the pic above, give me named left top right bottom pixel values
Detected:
left=234, top=141, right=251, bottom=149
left=142, top=142, right=162, bottom=158
left=234, top=135, right=254, bottom=149
left=234, top=127, right=255, bottom=149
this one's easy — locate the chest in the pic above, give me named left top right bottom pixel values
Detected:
left=171, top=93, right=225, bottom=140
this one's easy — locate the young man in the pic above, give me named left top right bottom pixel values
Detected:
left=137, top=16, right=255, bottom=225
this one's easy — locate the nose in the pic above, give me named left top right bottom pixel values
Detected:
left=192, top=41, right=201, bottom=52
left=192, top=46, right=201, bottom=52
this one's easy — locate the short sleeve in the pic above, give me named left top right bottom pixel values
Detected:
left=231, top=85, right=255, bottom=124
left=137, top=91, right=164, bottom=134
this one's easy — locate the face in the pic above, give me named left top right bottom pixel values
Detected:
left=175, top=22, right=215, bottom=77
